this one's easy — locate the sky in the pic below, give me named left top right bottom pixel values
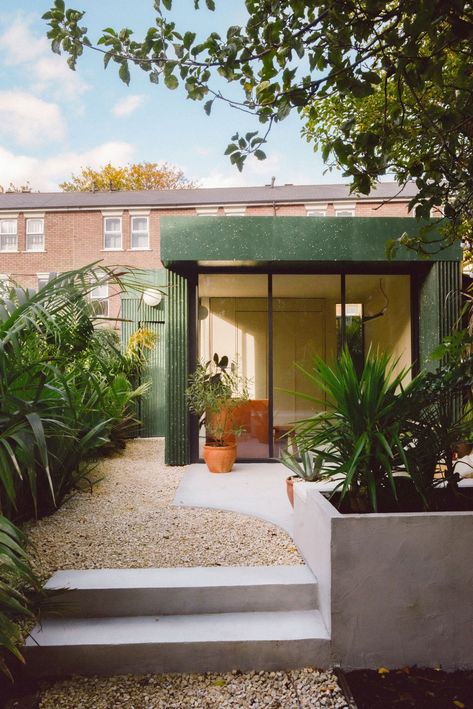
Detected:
left=0, top=0, right=346, bottom=191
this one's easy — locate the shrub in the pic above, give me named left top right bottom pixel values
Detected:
left=0, top=266, right=149, bottom=520
left=0, top=515, right=43, bottom=680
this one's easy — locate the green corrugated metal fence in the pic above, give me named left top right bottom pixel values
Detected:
left=121, top=269, right=167, bottom=437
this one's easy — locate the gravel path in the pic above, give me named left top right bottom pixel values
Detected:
left=27, top=438, right=302, bottom=579
left=28, top=440, right=347, bottom=708
left=39, top=669, right=348, bottom=708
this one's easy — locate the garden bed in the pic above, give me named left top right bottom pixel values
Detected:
left=346, top=667, right=473, bottom=708
left=26, top=438, right=302, bottom=580
left=325, top=484, right=473, bottom=514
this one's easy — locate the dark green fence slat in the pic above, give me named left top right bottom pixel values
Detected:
left=165, top=270, right=190, bottom=465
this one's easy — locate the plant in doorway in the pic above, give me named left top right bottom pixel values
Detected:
left=186, top=354, right=249, bottom=473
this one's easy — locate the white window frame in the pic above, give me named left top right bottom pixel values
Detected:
left=103, top=216, right=123, bottom=250
left=90, top=283, right=109, bottom=317
left=0, top=219, right=18, bottom=252
left=130, top=215, right=150, bottom=250
left=196, top=207, right=219, bottom=216
left=223, top=206, right=246, bottom=216
left=305, top=203, right=327, bottom=217
left=26, top=217, right=45, bottom=252
left=334, top=202, right=356, bottom=217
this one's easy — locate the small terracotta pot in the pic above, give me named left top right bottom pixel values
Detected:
left=204, top=444, right=237, bottom=474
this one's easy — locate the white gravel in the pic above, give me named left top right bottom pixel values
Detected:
left=27, top=438, right=302, bottom=580
left=29, top=440, right=347, bottom=708
left=39, top=669, right=348, bottom=708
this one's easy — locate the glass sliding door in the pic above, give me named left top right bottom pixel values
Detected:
left=198, top=274, right=269, bottom=459
left=197, top=272, right=412, bottom=461
left=272, top=275, right=341, bottom=456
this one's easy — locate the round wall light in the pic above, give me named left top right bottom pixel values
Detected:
left=143, top=288, right=163, bottom=308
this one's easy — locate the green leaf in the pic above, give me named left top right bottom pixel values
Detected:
left=162, top=0, right=172, bottom=9
left=254, top=149, right=266, bottom=160
left=164, top=74, right=179, bottom=89
left=119, top=62, right=130, bottom=86
left=224, top=143, right=238, bottom=155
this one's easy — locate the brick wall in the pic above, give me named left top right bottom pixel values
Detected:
left=0, top=197, right=412, bottom=324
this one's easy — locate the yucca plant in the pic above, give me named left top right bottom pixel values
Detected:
left=295, top=348, right=415, bottom=513
left=280, top=448, right=325, bottom=482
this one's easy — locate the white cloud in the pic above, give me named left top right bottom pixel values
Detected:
left=193, top=145, right=213, bottom=157
left=0, top=91, right=65, bottom=147
left=198, top=150, right=334, bottom=188
left=199, top=152, right=283, bottom=188
left=0, top=15, right=89, bottom=101
left=0, top=141, right=135, bottom=191
left=112, top=95, right=146, bottom=118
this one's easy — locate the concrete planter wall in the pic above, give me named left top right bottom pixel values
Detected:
left=294, top=484, right=473, bottom=670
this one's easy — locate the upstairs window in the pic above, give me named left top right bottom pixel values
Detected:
left=90, top=284, right=109, bottom=316
left=26, top=218, right=45, bottom=251
left=131, top=216, right=149, bottom=249
left=103, top=217, right=122, bottom=250
left=335, top=204, right=356, bottom=217
left=224, top=206, right=246, bottom=216
left=305, top=203, right=327, bottom=217
left=196, top=207, right=219, bottom=216
left=0, top=220, right=17, bottom=251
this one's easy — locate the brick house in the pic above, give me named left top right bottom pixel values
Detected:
left=0, top=182, right=461, bottom=464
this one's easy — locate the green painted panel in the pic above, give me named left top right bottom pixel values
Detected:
left=165, top=270, right=190, bottom=465
left=161, top=217, right=461, bottom=264
left=419, top=261, right=462, bottom=371
left=121, top=269, right=166, bottom=437
left=139, top=321, right=166, bottom=437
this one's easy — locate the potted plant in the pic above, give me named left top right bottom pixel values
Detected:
left=186, top=353, right=249, bottom=473
left=280, top=447, right=325, bottom=507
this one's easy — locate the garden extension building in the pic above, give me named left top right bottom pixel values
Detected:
left=0, top=182, right=462, bottom=466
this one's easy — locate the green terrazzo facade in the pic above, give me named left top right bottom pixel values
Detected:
left=132, top=217, right=462, bottom=465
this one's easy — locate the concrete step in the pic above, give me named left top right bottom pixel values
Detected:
left=45, top=565, right=318, bottom=617
left=24, top=609, right=330, bottom=677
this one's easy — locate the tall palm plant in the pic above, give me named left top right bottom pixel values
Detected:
left=295, top=348, right=414, bottom=512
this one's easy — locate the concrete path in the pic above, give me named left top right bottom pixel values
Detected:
left=174, top=463, right=295, bottom=535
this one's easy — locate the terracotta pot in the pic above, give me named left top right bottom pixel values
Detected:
left=204, top=444, right=237, bottom=474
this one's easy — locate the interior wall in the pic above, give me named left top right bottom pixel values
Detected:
left=347, top=275, right=412, bottom=379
